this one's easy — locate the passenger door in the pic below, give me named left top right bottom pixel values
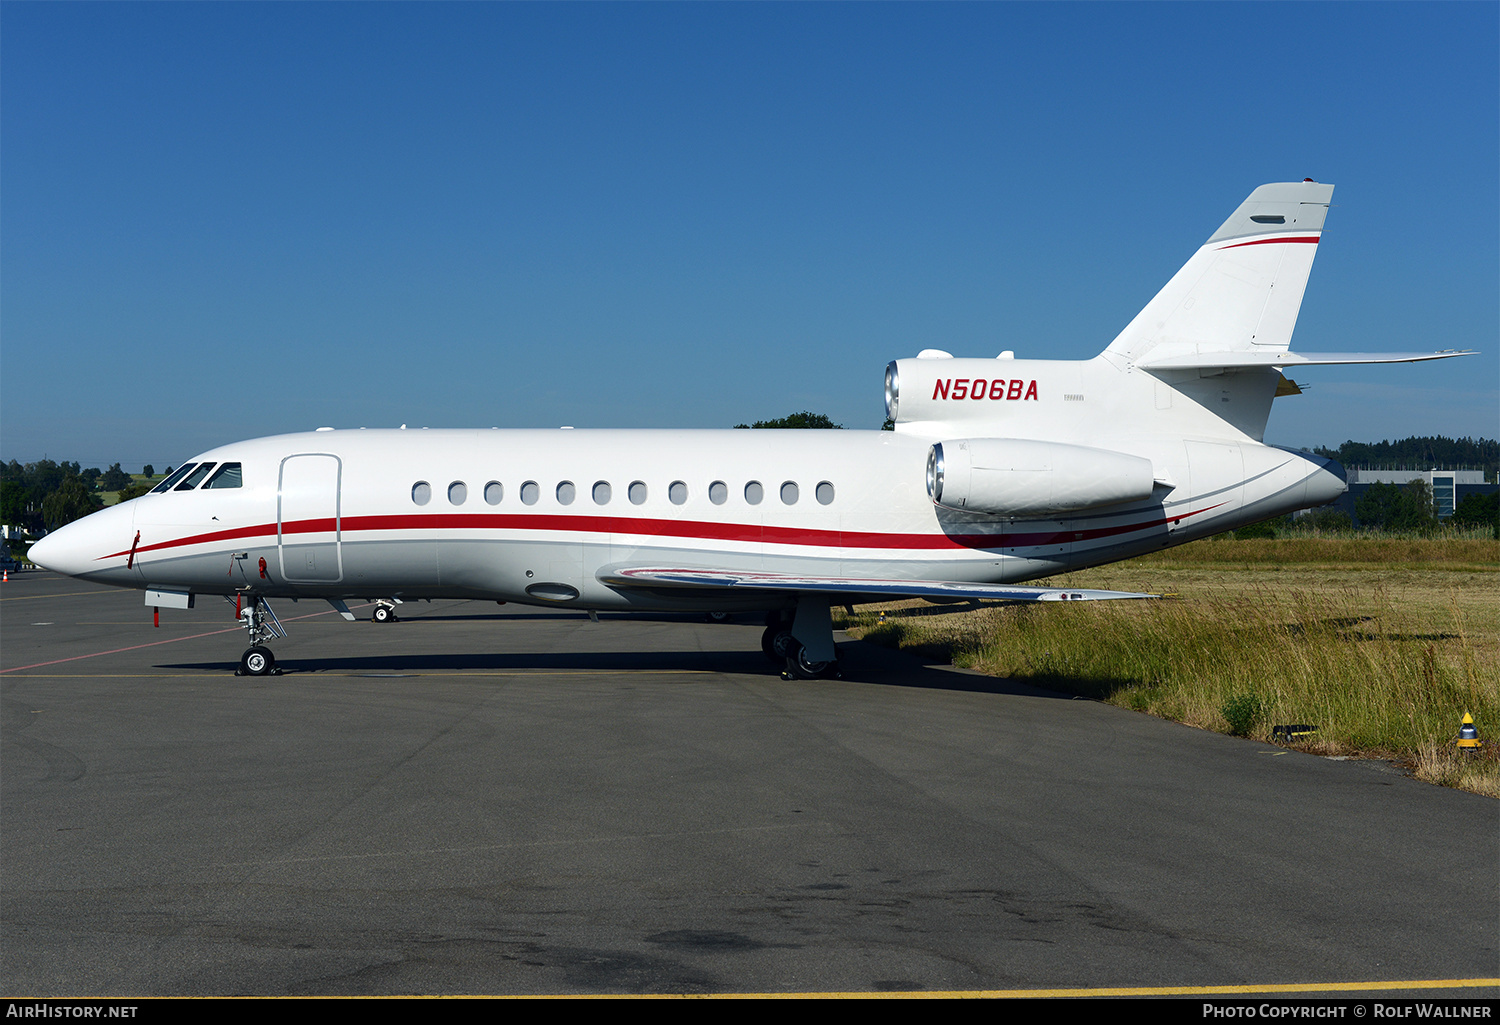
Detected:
left=278, top=454, right=342, bottom=583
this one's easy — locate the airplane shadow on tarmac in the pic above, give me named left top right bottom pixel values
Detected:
left=154, top=635, right=1084, bottom=700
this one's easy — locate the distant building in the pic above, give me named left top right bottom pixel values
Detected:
left=1332, top=468, right=1495, bottom=524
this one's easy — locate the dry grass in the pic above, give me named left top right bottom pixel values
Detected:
left=1129, top=534, right=1498, bottom=568
left=838, top=538, right=1499, bottom=797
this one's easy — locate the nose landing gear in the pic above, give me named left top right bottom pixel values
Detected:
left=235, top=595, right=286, bottom=676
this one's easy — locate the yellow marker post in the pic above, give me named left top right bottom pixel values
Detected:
left=1457, top=712, right=1481, bottom=752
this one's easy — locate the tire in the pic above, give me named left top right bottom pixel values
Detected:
left=705, top=611, right=731, bottom=624
left=240, top=646, right=276, bottom=676
left=787, top=642, right=835, bottom=680
left=761, top=625, right=795, bottom=663
left=373, top=604, right=396, bottom=623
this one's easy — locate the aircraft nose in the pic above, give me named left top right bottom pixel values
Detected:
left=27, top=503, right=136, bottom=580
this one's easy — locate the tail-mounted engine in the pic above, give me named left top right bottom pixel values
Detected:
left=926, top=438, right=1156, bottom=517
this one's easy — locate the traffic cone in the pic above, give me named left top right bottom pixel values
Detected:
left=1457, top=713, right=1481, bottom=753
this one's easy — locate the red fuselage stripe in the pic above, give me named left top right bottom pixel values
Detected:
left=99, top=505, right=1224, bottom=562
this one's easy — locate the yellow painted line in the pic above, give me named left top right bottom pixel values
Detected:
left=0, top=589, right=123, bottom=601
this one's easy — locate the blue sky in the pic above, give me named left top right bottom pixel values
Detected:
left=3, top=2, right=1495, bottom=469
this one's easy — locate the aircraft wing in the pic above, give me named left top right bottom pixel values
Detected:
left=599, top=567, right=1155, bottom=602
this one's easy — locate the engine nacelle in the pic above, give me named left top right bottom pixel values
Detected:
left=926, top=438, right=1156, bottom=517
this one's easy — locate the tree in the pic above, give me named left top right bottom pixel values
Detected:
left=100, top=463, right=132, bottom=491
left=143, top=464, right=154, bottom=477
left=734, top=411, right=843, bottom=430
left=1451, top=492, right=1499, bottom=531
left=115, top=483, right=153, bottom=503
left=1313, top=436, right=1498, bottom=481
left=1354, top=480, right=1437, bottom=533
left=1, top=481, right=26, bottom=526
left=41, top=478, right=102, bottom=531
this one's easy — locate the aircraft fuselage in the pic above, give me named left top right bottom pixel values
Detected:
left=33, top=414, right=1344, bottom=613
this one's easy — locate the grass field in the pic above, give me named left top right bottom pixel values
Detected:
left=837, top=535, right=1500, bottom=796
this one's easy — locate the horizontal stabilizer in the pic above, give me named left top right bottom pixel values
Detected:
left=1138, top=349, right=1476, bottom=370
left=601, top=567, right=1155, bottom=602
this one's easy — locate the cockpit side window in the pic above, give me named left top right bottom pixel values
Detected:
left=204, top=463, right=242, bottom=489
left=175, top=462, right=216, bottom=490
left=151, top=463, right=198, bottom=494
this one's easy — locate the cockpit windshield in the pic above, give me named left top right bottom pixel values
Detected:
left=175, top=463, right=217, bottom=490
left=146, top=460, right=244, bottom=494
left=150, top=464, right=197, bottom=494
left=204, top=463, right=242, bottom=489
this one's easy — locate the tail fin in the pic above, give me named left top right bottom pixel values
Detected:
left=1104, top=181, right=1335, bottom=365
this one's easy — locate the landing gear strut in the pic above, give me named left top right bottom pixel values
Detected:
left=372, top=601, right=399, bottom=623
left=234, top=595, right=286, bottom=676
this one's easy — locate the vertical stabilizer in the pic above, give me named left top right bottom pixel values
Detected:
left=1104, top=181, right=1334, bottom=364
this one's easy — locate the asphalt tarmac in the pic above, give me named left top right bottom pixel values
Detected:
left=2, top=570, right=1496, bottom=997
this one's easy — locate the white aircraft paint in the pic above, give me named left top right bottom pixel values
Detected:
left=29, top=181, right=1472, bottom=677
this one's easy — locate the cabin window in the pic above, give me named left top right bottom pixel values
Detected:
left=593, top=481, right=612, bottom=505
left=204, top=463, right=242, bottom=489
left=744, top=481, right=763, bottom=505
left=816, top=481, right=835, bottom=505
left=448, top=481, right=467, bottom=505
left=628, top=481, right=648, bottom=505
left=780, top=481, right=799, bottom=505
left=709, top=481, right=728, bottom=505
left=484, top=481, right=503, bottom=505
left=669, top=481, right=688, bottom=505
left=151, top=464, right=197, bottom=493
left=412, top=481, right=432, bottom=506
left=176, top=463, right=216, bottom=490
left=556, top=481, right=575, bottom=505
left=520, top=481, right=539, bottom=505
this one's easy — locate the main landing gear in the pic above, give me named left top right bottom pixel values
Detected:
left=761, top=604, right=841, bottom=680
left=234, top=595, right=286, bottom=676
left=372, top=600, right=400, bottom=623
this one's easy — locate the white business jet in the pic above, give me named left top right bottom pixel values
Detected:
left=29, top=181, right=1471, bottom=678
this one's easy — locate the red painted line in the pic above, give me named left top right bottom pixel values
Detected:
left=99, top=504, right=1223, bottom=563
left=0, top=603, right=369, bottom=674
left=101, top=520, right=280, bottom=559
left=1219, top=235, right=1319, bottom=250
